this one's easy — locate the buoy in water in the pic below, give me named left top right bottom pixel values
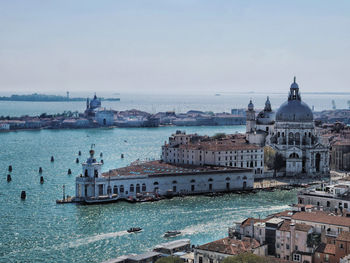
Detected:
left=121, top=154, right=124, bottom=158
left=21, top=191, right=26, bottom=200
left=8, top=165, right=12, bottom=172
left=7, top=174, right=12, bottom=182
left=78, top=151, right=81, bottom=156
left=39, top=167, right=43, bottom=174
left=51, top=156, right=54, bottom=162
left=76, top=158, right=79, bottom=163
left=101, top=159, right=104, bottom=164
left=40, top=176, right=44, bottom=184
left=100, top=152, right=103, bottom=157
left=68, top=169, right=72, bottom=175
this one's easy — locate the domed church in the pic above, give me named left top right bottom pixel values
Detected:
left=246, top=77, right=329, bottom=176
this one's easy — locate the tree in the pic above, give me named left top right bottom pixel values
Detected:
left=273, top=153, right=285, bottom=171
left=212, top=133, right=226, bottom=140
left=263, top=146, right=276, bottom=170
left=155, top=256, right=183, bottom=263
left=222, top=253, right=268, bottom=263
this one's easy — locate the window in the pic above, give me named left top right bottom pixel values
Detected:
left=340, top=243, right=344, bottom=249
left=113, top=185, right=118, bottom=194
left=199, top=257, right=203, bottom=263
left=286, top=244, right=290, bottom=249
left=142, top=183, right=146, bottom=192
left=295, top=245, right=298, bottom=250
left=293, top=254, right=301, bottom=262
left=209, top=259, right=213, bottom=263
left=130, top=184, right=134, bottom=192
left=120, top=185, right=124, bottom=193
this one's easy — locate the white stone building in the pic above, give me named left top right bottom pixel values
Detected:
left=247, top=77, right=330, bottom=176
left=95, top=109, right=115, bottom=126
left=161, top=132, right=264, bottom=175
left=75, top=150, right=254, bottom=202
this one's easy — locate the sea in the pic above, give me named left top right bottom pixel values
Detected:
left=0, top=92, right=348, bottom=263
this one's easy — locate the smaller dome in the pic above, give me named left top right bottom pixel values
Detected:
left=290, top=76, right=299, bottom=90
left=248, top=100, right=254, bottom=111
left=256, top=97, right=275, bottom=125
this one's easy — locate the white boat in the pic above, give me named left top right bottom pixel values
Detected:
left=84, top=194, right=119, bottom=204
left=163, top=230, right=181, bottom=238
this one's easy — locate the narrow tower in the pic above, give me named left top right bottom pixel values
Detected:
left=246, top=100, right=256, bottom=133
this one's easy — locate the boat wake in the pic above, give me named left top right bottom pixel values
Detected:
left=67, top=231, right=128, bottom=248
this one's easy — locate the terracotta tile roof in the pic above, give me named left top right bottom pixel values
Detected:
left=315, top=243, right=336, bottom=255
left=197, top=237, right=260, bottom=255
left=278, top=220, right=291, bottom=231
left=292, top=211, right=350, bottom=227
left=241, top=218, right=266, bottom=227
left=268, top=210, right=294, bottom=219
left=336, top=231, right=350, bottom=242
left=295, top=223, right=313, bottom=232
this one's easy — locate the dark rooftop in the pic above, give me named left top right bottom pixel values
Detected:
left=103, top=160, right=251, bottom=178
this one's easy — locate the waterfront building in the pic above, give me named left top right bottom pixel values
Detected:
left=102, top=252, right=162, bottom=263
left=153, top=239, right=191, bottom=255
left=0, top=122, right=10, bottom=130
left=247, top=78, right=330, bottom=176
left=75, top=150, right=254, bottom=201
left=297, top=180, right=350, bottom=213
left=95, top=109, right=115, bottom=126
left=161, top=131, right=264, bottom=176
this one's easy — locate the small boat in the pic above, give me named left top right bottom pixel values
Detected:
left=84, top=194, right=119, bottom=205
left=127, top=227, right=142, bottom=233
left=164, top=230, right=181, bottom=238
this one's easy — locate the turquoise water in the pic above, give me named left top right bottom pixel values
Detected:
left=0, top=126, right=298, bottom=263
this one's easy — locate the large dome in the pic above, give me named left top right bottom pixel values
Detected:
left=276, top=78, right=313, bottom=123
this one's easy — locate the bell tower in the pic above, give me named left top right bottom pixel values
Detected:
left=246, top=100, right=256, bottom=133
left=82, top=150, right=103, bottom=178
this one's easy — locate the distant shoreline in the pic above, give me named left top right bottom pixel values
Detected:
left=0, top=93, right=120, bottom=102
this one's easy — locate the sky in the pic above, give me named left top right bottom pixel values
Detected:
left=0, top=0, right=349, bottom=95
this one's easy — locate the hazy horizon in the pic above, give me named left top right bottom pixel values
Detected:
left=1, top=0, right=350, bottom=94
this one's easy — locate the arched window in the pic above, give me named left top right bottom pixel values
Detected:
left=243, top=176, right=247, bottom=180
left=107, top=185, right=111, bottom=195
left=84, top=169, right=88, bottom=177
left=289, top=153, right=299, bottom=158
left=153, top=181, right=159, bottom=185
left=226, top=177, right=230, bottom=181
left=288, top=132, right=294, bottom=145
left=113, top=185, right=118, bottom=194
left=94, top=169, right=98, bottom=177
left=136, top=184, right=140, bottom=193
left=208, top=178, right=213, bottom=182
left=142, top=183, right=146, bottom=192
left=295, top=132, right=301, bottom=145
left=130, top=184, right=134, bottom=192
left=190, top=179, right=195, bottom=183
left=172, top=180, right=177, bottom=184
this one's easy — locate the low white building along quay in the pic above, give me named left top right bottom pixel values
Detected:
left=74, top=149, right=254, bottom=203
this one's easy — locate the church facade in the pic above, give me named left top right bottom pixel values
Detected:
left=246, top=78, right=329, bottom=176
